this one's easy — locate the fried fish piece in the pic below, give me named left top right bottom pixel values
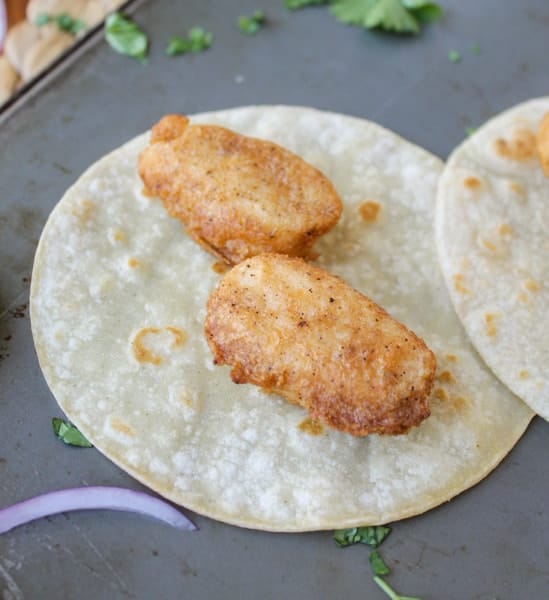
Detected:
left=537, top=111, right=549, bottom=177
left=205, top=254, right=436, bottom=436
left=138, top=115, right=343, bottom=264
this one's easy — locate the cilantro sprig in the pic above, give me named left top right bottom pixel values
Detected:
left=373, top=576, right=423, bottom=600
left=334, top=525, right=391, bottom=548
left=333, top=525, right=422, bottom=599
left=166, top=28, right=213, bottom=56
left=369, top=549, right=391, bottom=575
left=238, top=11, right=266, bottom=34
left=284, top=0, right=442, bottom=34
left=52, top=418, right=93, bottom=448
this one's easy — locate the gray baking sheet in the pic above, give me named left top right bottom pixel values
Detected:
left=1, top=1, right=548, bottom=598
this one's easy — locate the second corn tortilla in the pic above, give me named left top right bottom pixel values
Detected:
left=30, top=106, right=533, bottom=531
left=435, top=97, right=549, bottom=421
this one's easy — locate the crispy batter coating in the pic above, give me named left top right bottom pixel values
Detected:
left=138, top=115, right=343, bottom=264
left=205, top=254, right=436, bottom=436
left=537, top=111, right=549, bottom=177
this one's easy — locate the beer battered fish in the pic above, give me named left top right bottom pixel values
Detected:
left=205, top=254, right=436, bottom=436
left=138, top=115, right=343, bottom=264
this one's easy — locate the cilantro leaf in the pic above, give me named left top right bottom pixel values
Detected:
left=52, top=418, right=93, bottom=448
left=448, top=50, right=461, bottom=63
left=238, top=11, right=266, bottom=34
left=333, top=525, right=391, bottom=548
left=364, top=0, right=419, bottom=33
left=284, top=0, right=331, bottom=9
left=56, top=13, right=86, bottom=35
left=369, top=550, right=391, bottom=576
left=166, top=27, right=213, bottom=56
left=331, top=0, right=378, bottom=25
left=35, top=12, right=86, bottom=35
left=330, top=0, right=441, bottom=34
left=373, top=575, right=423, bottom=600
left=105, top=12, right=148, bottom=62
left=402, top=0, right=442, bottom=22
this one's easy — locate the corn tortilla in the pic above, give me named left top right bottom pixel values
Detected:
left=31, top=106, right=533, bottom=531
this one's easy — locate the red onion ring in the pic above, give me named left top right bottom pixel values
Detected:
left=0, top=486, right=197, bottom=534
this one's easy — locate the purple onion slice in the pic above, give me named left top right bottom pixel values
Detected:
left=0, top=486, right=197, bottom=534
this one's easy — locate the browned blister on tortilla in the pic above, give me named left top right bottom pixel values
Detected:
left=537, top=111, right=549, bottom=177
left=205, top=254, right=436, bottom=436
left=138, top=115, right=343, bottom=264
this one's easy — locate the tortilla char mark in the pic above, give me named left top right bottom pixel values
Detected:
left=537, top=111, right=549, bottom=177
left=137, top=115, right=343, bottom=265
left=205, top=254, right=436, bottom=436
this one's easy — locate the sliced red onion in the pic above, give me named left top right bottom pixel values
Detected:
left=0, top=486, right=197, bottom=534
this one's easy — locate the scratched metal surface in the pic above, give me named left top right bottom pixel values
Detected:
left=0, top=1, right=548, bottom=598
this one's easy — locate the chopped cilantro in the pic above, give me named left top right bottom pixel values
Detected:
left=333, top=525, right=391, bottom=548
left=369, top=550, right=391, bottom=576
left=284, top=0, right=330, bottom=9
left=330, top=0, right=442, bottom=34
left=105, top=12, right=148, bottom=62
left=166, top=27, right=213, bottom=56
left=471, top=43, right=481, bottom=55
left=465, top=126, right=476, bottom=136
left=373, top=576, right=423, bottom=600
left=238, top=10, right=266, bottom=34
left=35, top=13, right=85, bottom=35
left=448, top=49, right=461, bottom=63
left=52, top=418, right=93, bottom=448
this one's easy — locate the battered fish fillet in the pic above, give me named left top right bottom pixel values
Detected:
left=205, top=254, right=436, bottom=436
left=537, top=111, right=549, bottom=177
left=138, top=115, right=343, bottom=264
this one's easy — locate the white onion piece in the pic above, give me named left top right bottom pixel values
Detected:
left=0, top=486, right=197, bottom=534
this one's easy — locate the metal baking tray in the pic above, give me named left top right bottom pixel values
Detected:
left=1, top=1, right=548, bottom=598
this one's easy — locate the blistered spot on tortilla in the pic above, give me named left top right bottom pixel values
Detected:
left=537, top=111, right=549, bottom=177
left=484, top=313, right=497, bottom=337
left=71, top=199, right=95, bottom=226
left=523, top=278, right=540, bottom=293
left=452, top=396, right=468, bottom=411
left=507, top=180, right=527, bottom=203
left=476, top=233, right=508, bottom=258
left=110, top=418, right=136, bottom=437
left=463, top=176, right=482, bottom=190
left=181, top=390, right=194, bottom=407
left=212, top=261, right=230, bottom=274
left=111, top=228, right=127, bottom=243
left=493, top=128, right=537, bottom=161
left=445, top=353, right=458, bottom=363
left=132, top=327, right=163, bottom=365
left=437, top=370, right=456, bottom=384
left=453, top=273, right=470, bottom=295
left=433, top=387, right=448, bottom=401
left=128, top=257, right=141, bottom=269
left=497, top=223, right=513, bottom=237
left=519, top=370, right=530, bottom=379
left=359, top=201, right=381, bottom=223
left=165, top=326, right=186, bottom=348
left=478, top=236, right=497, bottom=253
left=298, top=418, right=323, bottom=436
left=516, top=291, right=528, bottom=304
